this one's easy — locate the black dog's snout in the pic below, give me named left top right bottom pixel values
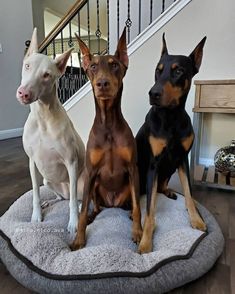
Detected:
left=96, top=79, right=110, bottom=90
left=149, top=88, right=161, bottom=99
left=149, top=84, right=162, bottom=106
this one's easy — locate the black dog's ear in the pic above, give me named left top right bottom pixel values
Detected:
left=161, top=33, right=168, bottom=56
left=189, top=36, right=207, bottom=76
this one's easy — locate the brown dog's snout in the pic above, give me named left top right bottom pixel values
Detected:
left=96, top=79, right=110, bottom=90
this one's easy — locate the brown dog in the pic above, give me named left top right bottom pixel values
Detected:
left=71, top=28, right=143, bottom=250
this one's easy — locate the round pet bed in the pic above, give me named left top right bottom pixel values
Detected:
left=0, top=186, right=224, bottom=294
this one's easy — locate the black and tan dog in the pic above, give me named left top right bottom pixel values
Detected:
left=136, top=34, right=207, bottom=254
left=71, top=28, right=143, bottom=250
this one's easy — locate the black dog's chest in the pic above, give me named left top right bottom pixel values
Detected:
left=147, top=108, right=194, bottom=167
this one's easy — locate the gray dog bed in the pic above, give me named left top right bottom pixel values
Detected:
left=0, top=186, right=224, bottom=294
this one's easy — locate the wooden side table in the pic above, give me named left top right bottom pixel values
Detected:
left=190, top=79, right=235, bottom=191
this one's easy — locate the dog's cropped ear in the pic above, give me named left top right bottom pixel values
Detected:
left=115, top=27, right=128, bottom=68
left=25, top=28, right=38, bottom=59
left=189, top=36, right=207, bottom=76
left=55, top=48, right=74, bottom=75
left=75, top=33, right=92, bottom=71
left=161, top=33, right=168, bottom=56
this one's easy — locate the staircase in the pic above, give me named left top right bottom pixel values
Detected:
left=34, top=0, right=186, bottom=105
left=32, top=0, right=194, bottom=143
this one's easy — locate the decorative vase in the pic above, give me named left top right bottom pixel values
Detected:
left=214, top=140, right=235, bottom=176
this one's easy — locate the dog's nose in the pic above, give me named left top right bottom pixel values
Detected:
left=96, top=79, right=110, bottom=90
left=149, top=88, right=161, bottom=99
left=17, top=86, right=32, bottom=102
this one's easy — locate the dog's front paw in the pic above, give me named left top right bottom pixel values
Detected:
left=132, top=227, right=143, bottom=244
left=138, top=239, right=153, bottom=254
left=70, top=239, right=85, bottom=251
left=191, top=216, right=207, bottom=232
left=31, top=209, right=42, bottom=223
left=67, top=216, right=78, bottom=234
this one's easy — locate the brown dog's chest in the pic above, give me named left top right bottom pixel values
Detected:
left=88, top=131, right=134, bottom=190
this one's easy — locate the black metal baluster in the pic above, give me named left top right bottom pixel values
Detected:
left=68, top=21, right=73, bottom=67
left=117, top=0, right=120, bottom=42
left=162, top=0, right=165, bottom=13
left=138, top=0, right=141, bottom=35
left=125, top=0, right=132, bottom=43
left=107, top=0, right=110, bottom=53
left=96, top=0, right=101, bottom=54
left=150, top=0, right=153, bottom=24
left=77, top=10, right=82, bottom=88
left=87, top=1, right=91, bottom=49
left=61, top=30, right=64, bottom=53
left=52, top=39, right=56, bottom=59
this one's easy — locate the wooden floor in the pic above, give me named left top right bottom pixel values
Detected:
left=0, top=137, right=234, bottom=294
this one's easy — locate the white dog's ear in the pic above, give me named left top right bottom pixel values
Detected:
left=55, top=48, right=74, bottom=75
left=25, top=28, right=38, bottom=59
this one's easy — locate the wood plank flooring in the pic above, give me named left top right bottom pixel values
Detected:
left=0, top=137, right=234, bottom=294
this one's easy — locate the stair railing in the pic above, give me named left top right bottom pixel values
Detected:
left=26, top=0, right=176, bottom=104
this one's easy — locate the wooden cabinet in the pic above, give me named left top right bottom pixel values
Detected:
left=191, top=80, right=235, bottom=191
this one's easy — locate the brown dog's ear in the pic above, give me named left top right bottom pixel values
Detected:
left=75, top=33, right=92, bottom=71
left=161, top=33, right=168, bottom=56
left=189, top=36, right=207, bottom=75
left=115, top=27, right=128, bottom=68
left=55, top=48, right=74, bottom=75
left=25, top=28, right=38, bottom=59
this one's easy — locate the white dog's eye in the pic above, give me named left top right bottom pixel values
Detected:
left=25, top=64, right=30, bottom=70
left=43, top=72, right=50, bottom=79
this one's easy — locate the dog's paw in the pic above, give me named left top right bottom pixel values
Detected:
left=31, top=209, right=42, bottom=223
left=67, top=216, right=78, bottom=235
left=70, top=239, right=85, bottom=251
left=191, top=216, right=207, bottom=232
left=138, top=239, right=153, bottom=254
left=132, top=227, right=143, bottom=244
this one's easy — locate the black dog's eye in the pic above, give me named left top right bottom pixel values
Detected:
left=174, top=68, right=184, bottom=76
left=90, top=64, right=97, bottom=71
left=156, top=68, right=161, bottom=74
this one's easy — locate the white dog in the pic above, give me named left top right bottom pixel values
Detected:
left=16, top=28, right=85, bottom=234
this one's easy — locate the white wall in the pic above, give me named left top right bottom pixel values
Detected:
left=0, top=0, right=34, bottom=135
left=67, top=0, right=235, bottom=163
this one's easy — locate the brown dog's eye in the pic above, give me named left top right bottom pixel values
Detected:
left=112, top=63, right=118, bottom=69
left=25, top=64, right=30, bottom=70
left=90, top=64, right=97, bottom=71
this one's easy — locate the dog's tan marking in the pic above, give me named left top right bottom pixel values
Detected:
left=163, top=81, right=182, bottom=106
left=108, top=58, right=114, bottom=63
left=149, top=136, right=167, bottom=157
left=115, top=146, right=133, bottom=162
left=158, top=63, right=164, bottom=70
left=181, top=133, right=194, bottom=151
left=171, top=63, right=178, bottom=69
left=89, top=148, right=104, bottom=166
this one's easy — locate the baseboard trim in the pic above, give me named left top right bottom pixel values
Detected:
left=63, top=0, right=192, bottom=111
left=0, top=128, right=23, bottom=140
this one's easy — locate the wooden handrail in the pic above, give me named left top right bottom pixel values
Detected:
left=39, top=0, right=88, bottom=52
